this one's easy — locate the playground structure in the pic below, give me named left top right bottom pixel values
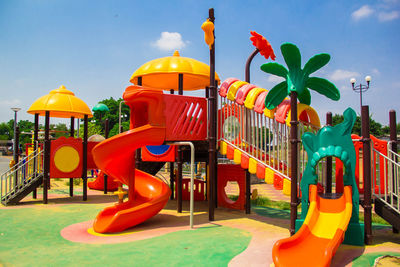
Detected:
left=0, top=7, right=399, bottom=266
left=272, top=108, right=362, bottom=266
left=1, top=85, right=93, bottom=205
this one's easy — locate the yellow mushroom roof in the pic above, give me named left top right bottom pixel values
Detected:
left=130, top=50, right=220, bottom=91
left=27, top=85, right=93, bottom=118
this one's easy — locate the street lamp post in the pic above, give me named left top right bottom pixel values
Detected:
left=350, top=75, right=371, bottom=115
left=11, top=107, right=21, bottom=161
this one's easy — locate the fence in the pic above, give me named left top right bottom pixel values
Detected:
left=1, top=148, right=43, bottom=203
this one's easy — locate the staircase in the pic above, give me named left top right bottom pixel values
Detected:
left=373, top=147, right=400, bottom=230
left=1, top=149, right=44, bottom=205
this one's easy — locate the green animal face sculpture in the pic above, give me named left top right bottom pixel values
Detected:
left=300, top=108, right=359, bottom=222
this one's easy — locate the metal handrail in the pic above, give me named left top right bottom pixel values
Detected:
left=1, top=149, right=44, bottom=201
left=372, top=147, right=400, bottom=215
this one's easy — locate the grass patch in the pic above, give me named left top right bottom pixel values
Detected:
left=228, top=195, right=291, bottom=210
left=64, top=178, right=82, bottom=186
left=229, top=195, right=391, bottom=225
left=359, top=212, right=390, bottom=225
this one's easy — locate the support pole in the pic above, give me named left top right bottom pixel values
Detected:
left=244, top=48, right=256, bottom=214
left=245, top=48, right=259, bottom=83
left=43, top=111, right=50, bottom=204
left=167, top=142, right=195, bottom=228
left=135, top=77, right=142, bottom=181
left=170, top=162, right=175, bottom=200
left=104, top=118, right=109, bottom=194
left=82, top=115, right=88, bottom=201
left=69, top=116, right=75, bottom=197
left=289, top=92, right=299, bottom=236
left=176, top=73, right=184, bottom=213
left=176, top=149, right=183, bottom=213
left=33, top=113, right=39, bottom=199
left=326, top=112, right=333, bottom=193
left=389, top=110, right=398, bottom=234
left=362, top=106, right=372, bottom=244
left=207, top=7, right=216, bottom=221
left=14, top=126, right=20, bottom=187
left=169, top=89, right=175, bottom=200
left=14, top=126, right=20, bottom=166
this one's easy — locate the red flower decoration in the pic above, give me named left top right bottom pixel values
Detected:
left=250, top=31, right=276, bottom=61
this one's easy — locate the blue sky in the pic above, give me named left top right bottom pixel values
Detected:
left=1, top=0, right=399, bottom=126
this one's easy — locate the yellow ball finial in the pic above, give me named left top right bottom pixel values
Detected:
left=173, top=50, right=180, bottom=57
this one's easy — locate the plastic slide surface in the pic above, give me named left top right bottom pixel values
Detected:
left=272, top=185, right=353, bottom=267
left=88, top=171, right=119, bottom=191
left=92, top=125, right=171, bottom=233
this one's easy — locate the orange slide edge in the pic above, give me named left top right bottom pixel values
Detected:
left=272, top=185, right=353, bottom=267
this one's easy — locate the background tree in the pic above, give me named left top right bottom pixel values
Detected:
left=332, top=114, right=384, bottom=136
left=0, top=122, right=12, bottom=140
left=79, top=122, right=103, bottom=139
left=109, top=121, right=130, bottom=137
left=90, top=97, right=130, bottom=137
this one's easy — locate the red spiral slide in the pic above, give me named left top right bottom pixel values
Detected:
left=92, top=125, right=171, bottom=233
left=91, top=85, right=207, bottom=233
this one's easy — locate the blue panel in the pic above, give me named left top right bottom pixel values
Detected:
left=146, top=145, right=170, bottom=155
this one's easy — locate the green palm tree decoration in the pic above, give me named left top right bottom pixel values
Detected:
left=261, top=43, right=340, bottom=110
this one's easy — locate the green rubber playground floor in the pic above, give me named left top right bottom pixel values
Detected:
left=1, top=188, right=399, bottom=267
left=0, top=203, right=251, bottom=267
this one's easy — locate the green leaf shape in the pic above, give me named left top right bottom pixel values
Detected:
left=264, top=81, right=288, bottom=110
left=303, top=53, right=331, bottom=77
left=280, top=43, right=301, bottom=72
left=260, top=63, right=288, bottom=78
left=306, top=77, right=340, bottom=101
left=298, top=88, right=311, bottom=105
left=286, top=69, right=305, bottom=94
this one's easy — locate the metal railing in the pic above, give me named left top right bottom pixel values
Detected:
left=219, top=96, right=320, bottom=183
left=373, top=145, right=400, bottom=215
left=1, top=149, right=44, bottom=202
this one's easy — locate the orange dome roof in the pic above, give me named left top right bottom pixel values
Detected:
left=130, top=50, right=220, bottom=90
left=27, top=85, right=93, bottom=118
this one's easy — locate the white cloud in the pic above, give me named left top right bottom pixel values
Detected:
left=329, top=69, right=359, bottom=81
left=152, top=32, right=187, bottom=51
left=267, top=75, right=284, bottom=83
left=352, top=5, right=374, bottom=21
left=378, top=10, right=399, bottom=21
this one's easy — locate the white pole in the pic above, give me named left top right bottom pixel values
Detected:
left=166, top=141, right=195, bottom=228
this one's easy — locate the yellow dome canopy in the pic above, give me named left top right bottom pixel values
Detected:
left=27, top=85, right=93, bottom=118
left=130, top=50, right=220, bottom=91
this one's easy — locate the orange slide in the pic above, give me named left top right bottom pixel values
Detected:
left=88, top=171, right=119, bottom=191
left=92, top=124, right=171, bottom=233
left=272, top=185, right=353, bottom=267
